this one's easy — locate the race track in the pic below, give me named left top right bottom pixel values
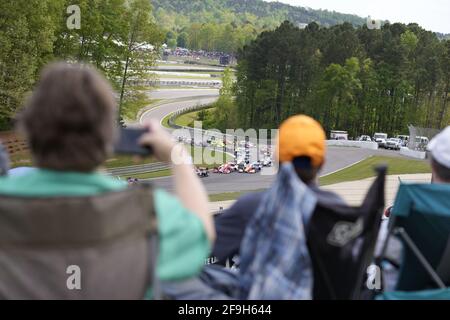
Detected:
left=142, top=88, right=406, bottom=195
left=142, top=89, right=219, bottom=125
left=149, top=147, right=404, bottom=195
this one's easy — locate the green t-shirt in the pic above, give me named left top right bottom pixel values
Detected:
left=0, top=169, right=210, bottom=294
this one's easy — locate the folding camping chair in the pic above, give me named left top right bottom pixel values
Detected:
left=377, top=183, right=450, bottom=300
left=306, top=166, right=387, bottom=300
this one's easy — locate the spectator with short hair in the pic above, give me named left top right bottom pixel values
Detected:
left=0, top=63, right=214, bottom=299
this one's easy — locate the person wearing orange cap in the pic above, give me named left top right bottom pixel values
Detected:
left=212, top=115, right=345, bottom=267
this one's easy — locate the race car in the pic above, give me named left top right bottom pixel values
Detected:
left=226, top=162, right=238, bottom=172
left=244, top=164, right=255, bottom=174
left=262, top=157, right=272, bottom=167
left=213, top=163, right=233, bottom=174
left=252, top=161, right=263, bottom=172
left=237, top=162, right=246, bottom=173
left=195, top=167, right=209, bottom=178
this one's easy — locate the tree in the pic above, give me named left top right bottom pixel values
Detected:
left=117, top=0, right=163, bottom=121
left=177, top=32, right=188, bottom=48
left=232, top=20, right=449, bottom=137
left=0, top=0, right=57, bottom=129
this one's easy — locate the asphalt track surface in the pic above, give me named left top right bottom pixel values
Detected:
left=142, top=89, right=219, bottom=126
left=142, top=88, right=407, bottom=195
left=149, top=147, right=405, bottom=195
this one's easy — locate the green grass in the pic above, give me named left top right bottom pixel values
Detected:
left=122, top=94, right=159, bottom=121
left=174, top=110, right=202, bottom=127
left=107, top=145, right=230, bottom=172
left=190, top=146, right=232, bottom=167
left=161, top=112, right=172, bottom=128
left=319, top=156, right=431, bottom=186
left=104, top=155, right=159, bottom=169
left=163, top=108, right=214, bottom=128
left=209, top=156, right=431, bottom=202
left=10, top=152, right=160, bottom=170
left=120, top=169, right=172, bottom=180
left=209, top=190, right=265, bottom=202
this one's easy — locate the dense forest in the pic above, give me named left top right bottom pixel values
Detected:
left=206, top=21, right=450, bottom=136
left=0, top=0, right=163, bottom=129
left=152, top=0, right=366, bottom=53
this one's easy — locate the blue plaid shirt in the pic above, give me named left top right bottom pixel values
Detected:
left=238, top=163, right=317, bottom=300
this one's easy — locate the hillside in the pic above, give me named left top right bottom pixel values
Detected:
left=152, top=0, right=366, bottom=53
left=152, top=0, right=365, bottom=28
left=152, top=0, right=449, bottom=53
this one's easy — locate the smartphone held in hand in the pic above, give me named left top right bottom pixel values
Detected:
left=114, top=127, right=153, bottom=156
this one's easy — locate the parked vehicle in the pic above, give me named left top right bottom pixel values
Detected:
left=373, top=133, right=388, bottom=148
left=414, top=136, right=429, bottom=151
left=385, top=138, right=402, bottom=150
left=358, top=135, right=372, bottom=142
left=396, top=135, right=409, bottom=147
left=330, top=130, right=348, bottom=140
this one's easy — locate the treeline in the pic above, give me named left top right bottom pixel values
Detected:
left=228, top=21, right=450, bottom=137
left=152, top=0, right=365, bottom=53
left=0, top=0, right=163, bottom=130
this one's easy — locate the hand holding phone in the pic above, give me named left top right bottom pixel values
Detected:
left=114, top=127, right=153, bottom=157
left=138, top=120, right=178, bottom=163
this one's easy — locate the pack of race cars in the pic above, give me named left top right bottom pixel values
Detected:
left=195, top=157, right=273, bottom=178
left=177, top=134, right=274, bottom=178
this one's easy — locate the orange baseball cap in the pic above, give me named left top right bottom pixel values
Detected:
left=277, top=115, right=326, bottom=167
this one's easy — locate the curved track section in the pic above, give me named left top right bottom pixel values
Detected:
left=140, top=88, right=407, bottom=195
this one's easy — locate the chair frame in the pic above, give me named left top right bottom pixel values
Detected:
left=378, top=215, right=446, bottom=290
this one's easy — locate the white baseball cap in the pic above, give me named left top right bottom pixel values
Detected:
left=428, top=126, right=450, bottom=169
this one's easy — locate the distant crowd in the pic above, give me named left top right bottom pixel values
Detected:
left=167, top=47, right=235, bottom=61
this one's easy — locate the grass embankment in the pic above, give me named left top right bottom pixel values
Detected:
left=209, top=190, right=266, bottom=202
left=10, top=152, right=160, bottom=170
left=121, top=93, right=159, bottom=121
left=162, top=108, right=214, bottom=128
left=319, top=156, right=431, bottom=186
left=161, top=112, right=172, bottom=128
left=173, top=110, right=207, bottom=127
left=120, top=169, right=172, bottom=180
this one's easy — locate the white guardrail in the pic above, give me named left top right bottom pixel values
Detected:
left=399, top=147, right=427, bottom=160
left=326, top=140, right=379, bottom=150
